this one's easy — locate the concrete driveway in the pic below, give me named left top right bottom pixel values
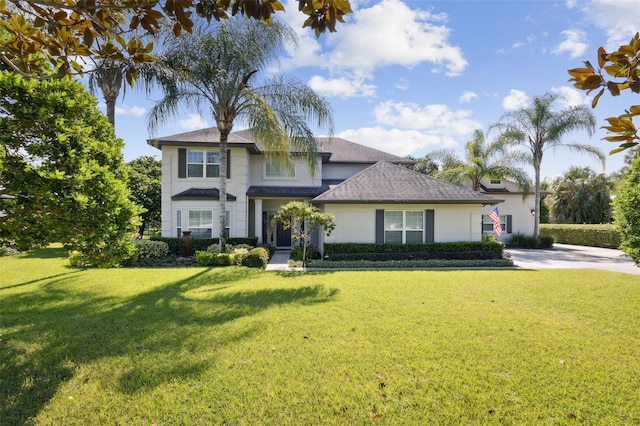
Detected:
left=506, top=243, right=640, bottom=275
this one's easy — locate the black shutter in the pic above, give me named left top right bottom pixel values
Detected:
left=226, top=149, right=231, bottom=179
left=178, top=148, right=186, bottom=178
left=375, top=209, right=384, bottom=244
left=506, top=215, right=512, bottom=234
left=425, top=210, right=435, bottom=243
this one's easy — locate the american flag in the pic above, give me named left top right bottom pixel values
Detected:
left=487, top=207, right=502, bottom=237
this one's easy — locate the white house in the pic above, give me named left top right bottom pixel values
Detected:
left=478, top=178, right=538, bottom=242
left=149, top=128, right=540, bottom=250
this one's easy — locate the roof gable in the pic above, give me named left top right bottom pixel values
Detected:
left=312, top=161, right=501, bottom=204
left=316, top=137, right=414, bottom=165
left=149, top=128, right=414, bottom=165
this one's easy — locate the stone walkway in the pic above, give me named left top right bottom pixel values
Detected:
left=265, top=250, right=292, bottom=271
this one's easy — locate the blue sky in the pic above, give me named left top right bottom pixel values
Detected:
left=98, top=0, right=640, bottom=181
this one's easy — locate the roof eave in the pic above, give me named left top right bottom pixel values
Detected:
left=311, top=199, right=504, bottom=204
left=148, top=139, right=260, bottom=154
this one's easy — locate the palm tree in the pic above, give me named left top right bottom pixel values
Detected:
left=493, top=93, right=605, bottom=237
left=547, top=166, right=612, bottom=224
left=88, top=58, right=124, bottom=127
left=145, top=19, right=334, bottom=250
left=429, top=129, right=531, bottom=192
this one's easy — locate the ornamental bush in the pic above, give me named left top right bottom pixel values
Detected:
left=195, top=251, right=215, bottom=266
left=290, top=244, right=320, bottom=261
left=614, top=156, right=640, bottom=264
left=133, top=240, right=170, bottom=261
left=539, top=224, right=619, bottom=248
left=242, top=247, right=270, bottom=268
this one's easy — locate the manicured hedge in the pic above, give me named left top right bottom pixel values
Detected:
left=539, top=224, right=620, bottom=249
left=150, top=236, right=258, bottom=255
left=322, top=242, right=504, bottom=261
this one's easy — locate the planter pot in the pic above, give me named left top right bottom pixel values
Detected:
left=179, top=231, right=194, bottom=257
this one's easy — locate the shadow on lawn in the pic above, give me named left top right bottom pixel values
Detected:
left=21, top=246, right=68, bottom=259
left=0, top=266, right=338, bottom=423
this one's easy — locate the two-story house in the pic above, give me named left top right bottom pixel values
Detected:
left=149, top=128, right=524, bottom=251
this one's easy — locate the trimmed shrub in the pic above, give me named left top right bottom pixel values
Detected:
left=150, top=236, right=258, bottom=254
left=242, top=247, right=270, bottom=268
left=195, top=251, right=215, bottom=266
left=539, top=224, right=620, bottom=249
left=322, top=241, right=504, bottom=262
left=290, top=244, right=320, bottom=262
left=226, top=243, right=254, bottom=253
left=214, top=253, right=232, bottom=266
left=538, top=235, right=555, bottom=249
left=257, top=243, right=275, bottom=260
left=0, top=246, right=19, bottom=257
left=324, top=241, right=504, bottom=255
left=133, top=239, right=170, bottom=261
left=229, top=248, right=250, bottom=265
left=508, top=233, right=553, bottom=249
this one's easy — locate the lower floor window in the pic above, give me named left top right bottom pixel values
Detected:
left=189, top=210, right=213, bottom=238
left=177, top=209, right=230, bottom=238
left=385, top=210, right=424, bottom=243
left=482, top=215, right=506, bottom=233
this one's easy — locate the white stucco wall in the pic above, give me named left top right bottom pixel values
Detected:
left=160, top=146, right=250, bottom=238
left=322, top=163, right=371, bottom=180
left=481, top=194, right=536, bottom=241
left=321, top=203, right=485, bottom=244
left=248, top=156, right=322, bottom=187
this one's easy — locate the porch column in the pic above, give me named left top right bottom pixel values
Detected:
left=254, top=198, right=263, bottom=243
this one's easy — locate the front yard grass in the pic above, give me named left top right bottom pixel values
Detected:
left=1, top=247, right=639, bottom=425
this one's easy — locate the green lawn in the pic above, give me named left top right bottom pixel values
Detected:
left=2, top=247, right=640, bottom=425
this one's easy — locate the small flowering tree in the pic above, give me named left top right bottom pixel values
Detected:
left=272, top=201, right=335, bottom=267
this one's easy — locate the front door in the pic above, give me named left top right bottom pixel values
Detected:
left=276, top=221, right=292, bottom=248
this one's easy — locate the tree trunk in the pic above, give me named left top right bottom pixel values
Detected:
left=105, top=94, right=116, bottom=127
left=219, top=131, right=229, bottom=252
left=533, top=159, right=541, bottom=239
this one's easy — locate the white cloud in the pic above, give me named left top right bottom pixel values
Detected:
left=179, top=114, right=209, bottom=130
left=333, top=99, right=484, bottom=157
left=502, top=89, right=531, bottom=111
left=279, top=0, right=467, bottom=76
left=308, top=75, right=377, bottom=98
left=394, top=78, right=410, bottom=91
left=550, top=86, right=591, bottom=108
left=336, top=127, right=450, bottom=156
left=115, top=105, right=146, bottom=116
left=459, top=90, right=478, bottom=103
left=581, top=0, right=640, bottom=48
left=552, top=29, right=588, bottom=58
left=373, top=100, right=481, bottom=135
left=512, top=35, right=536, bottom=49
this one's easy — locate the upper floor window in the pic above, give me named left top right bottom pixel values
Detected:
left=188, top=150, right=220, bottom=178
left=265, top=158, right=295, bottom=179
left=384, top=210, right=424, bottom=243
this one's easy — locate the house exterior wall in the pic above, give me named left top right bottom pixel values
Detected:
left=481, top=194, right=535, bottom=241
left=321, top=163, right=371, bottom=180
left=248, top=156, right=322, bottom=187
left=160, top=146, right=251, bottom=238
left=321, top=203, right=484, bottom=245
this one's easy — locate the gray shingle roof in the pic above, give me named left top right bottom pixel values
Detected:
left=312, top=161, right=502, bottom=204
left=149, top=128, right=261, bottom=153
left=247, top=180, right=343, bottom=198
left=316, top=137, right=414, bottom=165
left=149, top=127, right=414, bottom=165
left=171, top=188, right=237, bottom=201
